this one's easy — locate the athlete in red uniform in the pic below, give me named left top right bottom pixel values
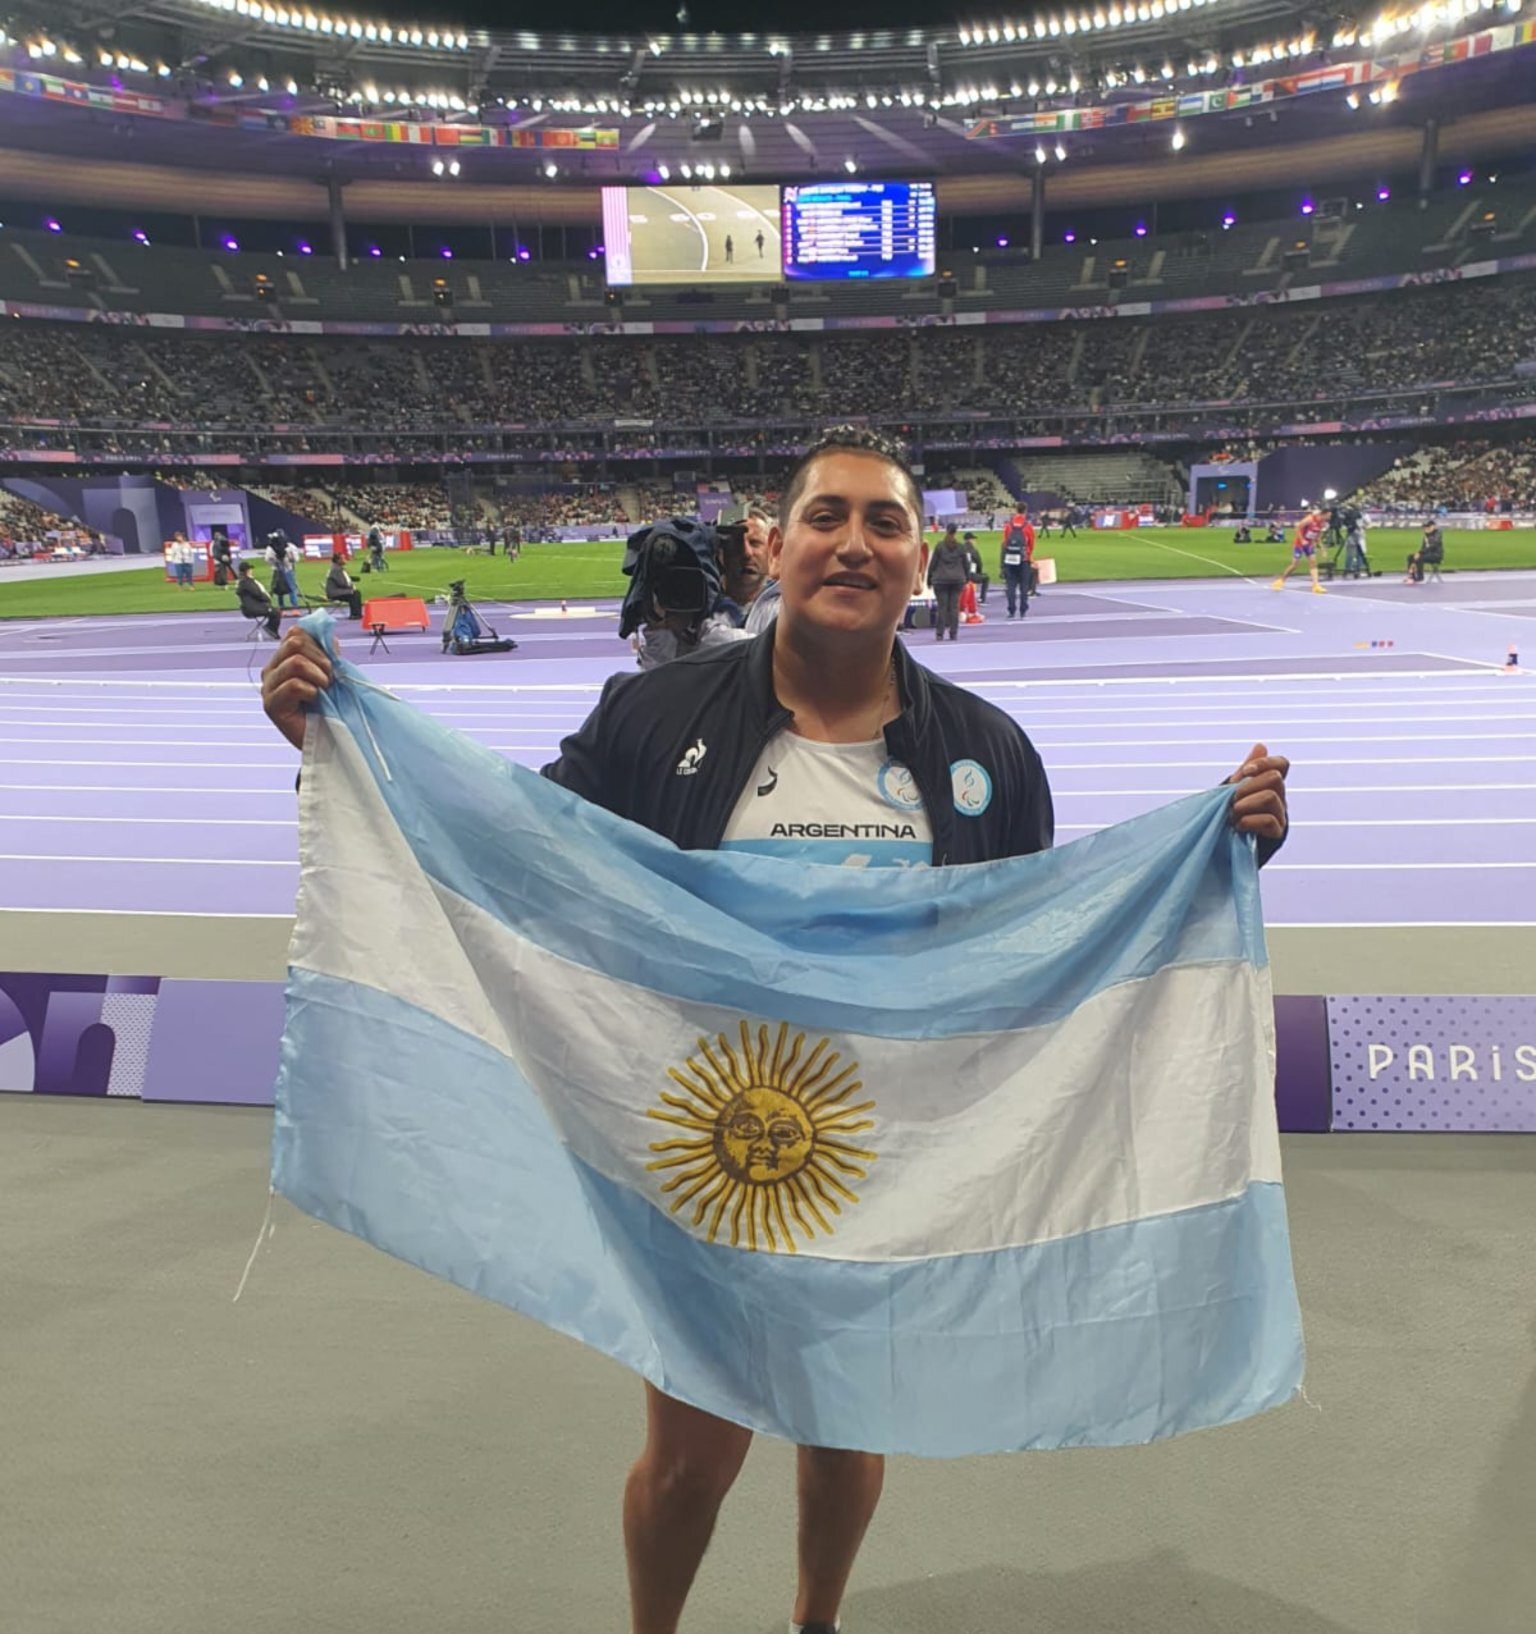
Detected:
left=1270, top=511, right=1328, bottom=594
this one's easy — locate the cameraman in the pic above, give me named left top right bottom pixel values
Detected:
left=626, top=517, right=751, bottom=671
left=1341, top=504, right=1370, bottom=578
left=264, top=531, right=301, bottom=610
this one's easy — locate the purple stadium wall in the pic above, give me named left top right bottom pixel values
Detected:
left=1255, top=442, right=1410, bottom=512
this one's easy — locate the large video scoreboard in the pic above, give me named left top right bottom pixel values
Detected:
left=781, top=182, right=937, bottom=281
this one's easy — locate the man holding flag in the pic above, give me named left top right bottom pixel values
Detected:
left=261, top=426, right=1293, bottom=1634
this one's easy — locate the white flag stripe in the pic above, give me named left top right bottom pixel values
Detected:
left=293, top=721, right=1280, bottom=1264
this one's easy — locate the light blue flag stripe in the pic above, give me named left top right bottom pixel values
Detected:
left=304, top=618, right=1265, bottom=1043
left=274, top=967, right=1304, bottom=1457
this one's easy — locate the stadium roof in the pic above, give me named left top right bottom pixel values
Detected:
left=1, top=0, right=1533, bottom=211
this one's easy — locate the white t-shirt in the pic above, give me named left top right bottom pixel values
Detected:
left=721, top=732, right=932, bottom=869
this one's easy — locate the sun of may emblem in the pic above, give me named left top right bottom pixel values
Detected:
left=646, top=1021, right=877, bottom=1253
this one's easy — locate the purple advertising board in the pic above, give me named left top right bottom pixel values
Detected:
left=5, top=969, right=1340, bottom=1128
left=4, top=972, right=1529, bottom=1134
left=1327, top=996, right=1536, bottom=1131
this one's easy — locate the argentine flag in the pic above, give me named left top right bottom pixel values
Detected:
left=274, top=619, right=1304, bottom=1457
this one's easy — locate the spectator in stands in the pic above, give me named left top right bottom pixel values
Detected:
left=236, top=560, right=281, bottom=638
left=927, top=527, right=970, bottom=641
left=1406, top=519, right=1445, bottom=584
left=324, top=552, right=363, bottom=619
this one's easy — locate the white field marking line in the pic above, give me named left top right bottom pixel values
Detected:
left=1262, top=861, right=1536, bottom=870
left=24, top=719, right=1536, bottom=747
left=0, top=853, right=295, bottom=866
left=7, top=686, right=1531, bottom=719
left=1034, top=733, right=1536, bottom=748
left=1130, top=536, right=1267, bottom=584
left=1055, top=817, right=1536, bottom=830
left=0, top=757, right=325, bottom=767
left=3, top=783, right=298, bottom=793
left=5, top=678, right=1528, bottom=712
left=0, top=669, right=1504, bottom=694
left=1419, top=650, right=1523, bottom=672
left=0, top=677, right=608, bottom=693
left=1050, top=782, right=1536, bottom=795
left=959, top=667, right=1494, bottom=685
left=9, top=814, right=293, bottom=825
left=12, top=906, right=296, bottom=919
left=1242, top=919, right=1536, bottom=927
left=12, top=707, right=1536, bottom=732
left=650, top=185, right=712, bottom=273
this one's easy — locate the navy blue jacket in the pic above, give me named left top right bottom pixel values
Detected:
left=542, top=623, right=1054, bottom=866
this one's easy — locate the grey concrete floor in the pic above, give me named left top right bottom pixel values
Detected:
left=2, top=1098, right=1532, bottom=1634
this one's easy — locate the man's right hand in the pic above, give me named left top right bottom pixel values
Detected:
left=261, top=628, right=334, bottom=752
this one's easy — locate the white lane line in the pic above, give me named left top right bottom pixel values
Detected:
left=0, top=677, right=608, bottom=693
left=2, top=783, right=297, bottom=793
left=12, top=847, right=1531, bottom=869
left=8, top=713, right=1536, bottom=737
left=1262, top=861, right=1536, bottom=870
left=1057, top=818, right=1536, bottom=830
left=0, top=853, right=295, bottom=866
left=1051, top=782, right=1536, bottom=795
left=5, top=696, right=1532, bottom=725
left=13, top=906, right=297, bottom=918
left=5, top=814, right=294, bottom=825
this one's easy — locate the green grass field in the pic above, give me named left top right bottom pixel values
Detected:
left=4, top=528, right=1534, bottom=620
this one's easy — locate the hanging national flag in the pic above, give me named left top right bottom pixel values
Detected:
left=272, top=616, right=1304, bottom=1457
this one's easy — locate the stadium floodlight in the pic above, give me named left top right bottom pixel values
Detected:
left=1034, top=145, right=1047, bottom=164
left=1377, top=186, right=1390, bottom=200
left=657, top=163, right=670, bottom=179
left=1064, top=230, right=1076, bottom=243
left=133, top=229, right=150, bottom=244
left=1054, top=142, right=1067, bottom=161
left=45, top=218, right=61, bottom=233
left=298, top=240, right=312, bottom=254
left=432, top=159, right=445, bottom=175
left=1221, top=211, right=1236, bottom=228
left=844, top=157, right=859, bottom=173
left=1171, top=127, right=1186, bottom=150
left=1134, top=222, right=1148, bottom=236
left=544, top=162, right=559, bottom=178
left=1458, top=170, right=1473, bottom=184
left=449, top=160, right=461, bottom=176
left=367, top=244, right=382, bottom=257
left=223, top=235, right=239, bottom=250
left=1300, top=199, right=1315, bottom=215
left=440, top=246, right=453, bottom=258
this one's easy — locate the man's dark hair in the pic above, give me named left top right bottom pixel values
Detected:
left=238, top=560, right=252, bottom=575
left=777, top=425, right=924, bottom=530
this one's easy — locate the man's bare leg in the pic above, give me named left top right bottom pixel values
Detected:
left=791, top=1445, right=886, bottom=1629
left=624, top=1385, right=753, bottom=1634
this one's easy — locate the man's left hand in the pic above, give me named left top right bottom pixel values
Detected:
left=1227, top=742, right=1289, bottom=841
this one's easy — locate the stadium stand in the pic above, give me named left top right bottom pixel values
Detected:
left=3, top=180, right=1533, bottom=324
left=1, top=275, right=1533, bottom=457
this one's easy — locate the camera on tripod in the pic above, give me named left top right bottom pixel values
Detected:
left=618, top=516, right=739, bottom=638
